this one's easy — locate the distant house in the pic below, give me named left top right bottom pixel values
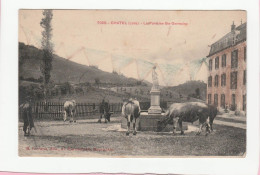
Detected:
left=207, top=22, right=246, bottom=112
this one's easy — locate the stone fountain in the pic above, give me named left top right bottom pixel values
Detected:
left=121, top=65, right=187, bottom=132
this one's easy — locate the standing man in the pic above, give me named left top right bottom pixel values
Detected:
left=20, top=97, right=35, bottom=136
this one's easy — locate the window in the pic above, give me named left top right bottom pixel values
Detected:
left=231, top=49, right=238, bottom=68
left=214, top=75, right=219, bottom=87
left=209, top=59, right=212, bottom=71
left=230, top=71, right=237, bottom=89
left=208, top=94, right=212, bottom=104
left=244, top=46, right=246, bottom=61
left=243, top=94, right=246, bottom=111
left=221, top=94, right=225, bottom=108
left=243, top=70, right=246, bottom=85
left=215, top=57, right=219, bottom=69
left=208, top=76, right=212, bottom=87
left=231, top=94, right=236, bottom=111
left=221, top=73, right=226, bottom=86
left=222, top=54, right=226, bottom=67
left=214, top=94, right=218, bottom=106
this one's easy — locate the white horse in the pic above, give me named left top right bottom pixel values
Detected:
left=63, top=100, right=76, bottom=122
left=122, top=98, right=141, bottom=136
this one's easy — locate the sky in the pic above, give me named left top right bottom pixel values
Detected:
left=19, top=10, right=246, bottom=86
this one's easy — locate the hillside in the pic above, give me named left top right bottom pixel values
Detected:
left=19, top=42, right=149, bottom=86
left=164, top=80, right=207, bottom=100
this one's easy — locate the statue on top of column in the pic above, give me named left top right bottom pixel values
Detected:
left=152, top=65, right=159, bottom=90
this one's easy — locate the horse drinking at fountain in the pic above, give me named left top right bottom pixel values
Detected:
left=157, top=102, right=217, bottom=136
left=122, top=98, right=141, bottom=136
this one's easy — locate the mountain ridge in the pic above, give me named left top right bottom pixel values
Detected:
left=19, top=42, right=150, bottom=86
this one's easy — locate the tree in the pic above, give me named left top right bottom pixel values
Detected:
left=40, top=10, right=53, bottom=101
left=195, top=88, right=200, bottom=99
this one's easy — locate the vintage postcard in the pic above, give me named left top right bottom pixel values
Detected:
left=18, top=10, right=247, bottom=157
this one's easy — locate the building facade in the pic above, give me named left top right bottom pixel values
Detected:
left=207, top=22, right=246, bottom=112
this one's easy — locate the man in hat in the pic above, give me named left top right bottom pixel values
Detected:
left=20, top=96, right=34, bottom=136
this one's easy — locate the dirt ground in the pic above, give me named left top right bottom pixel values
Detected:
left=19, top=115, right=246, bottom=157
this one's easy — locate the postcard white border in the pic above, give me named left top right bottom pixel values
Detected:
left=0, top=0, right=259, bottom=174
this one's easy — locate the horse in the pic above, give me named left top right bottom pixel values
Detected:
left=20, top=101, right=35, bottom=136
left=157, top=102, right=217, bottom=136
left=98, top=100, right=111, bottom=123
left=122, top=98, right=141, bottom=136
left=63, top=100, right=77, bottom=122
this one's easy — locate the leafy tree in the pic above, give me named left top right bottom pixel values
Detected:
left=40, top=10, right=53, bottom=101
left=195, top=88, right=200, bottom=98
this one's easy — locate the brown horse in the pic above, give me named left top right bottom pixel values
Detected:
left=98, top=99, right=111, bottom=123
left=122, top=99, right=141, bottom=136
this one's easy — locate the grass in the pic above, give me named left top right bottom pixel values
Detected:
left=19, top=118, right=246, bottom=157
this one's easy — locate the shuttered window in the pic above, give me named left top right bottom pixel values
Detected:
left=221, top=94, right=225, bottom=108
left=222, top=54, right=226, bottom=67
left=244, top=46, right=246, bottom=61
left=243, top=70, right=246, bottom=85
left=243, top=94, right=246, bottom=111
left=209, top=59, right=212, bottom=71
left=208, top=76, right=212, bottom=87
left=208, top=94, right=212, bottom=104
left=221, top=73, right=226, bottom=86
left=231, top=49, right=238, bottom=68
left=230, top=71, right=237, bottom=89
left=214, top=94, right=218, bottom=106
left=214, top=75, right=219, bottom=87
left=215, top=57, right=219, bottom=69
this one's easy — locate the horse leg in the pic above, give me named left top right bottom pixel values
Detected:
left=73, top=110, right=76, bottom=122
left=98, top=114, right=102, bottom=123
left=105, top=113, right=108, bottom=123
left=196, top=123, right=203, bottom=135
left=28, top=123, right=31, bottom=136
left=63, top=111, right=67, bottom=122
left=126, top=115, right=130, bottom=136
left=205, top=118, right=211, bottom=136
left=133, top=118, right=137, bottom=135
left=209, top=116, right=213, bottom=131
left=69, top=111, right=73, bottom=123
left=172, top=118, right=178, bottom=135
left=23, top=119, right=28, bottom=136
left=178, top=119, right=184, bottom=135
left=26, top=111, right=31, bottom=136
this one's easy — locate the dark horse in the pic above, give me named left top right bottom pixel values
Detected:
left=98, top=100, right=111, bottom=123
left=157, top=102, right=217, bottom=136
left=20, top=102, right=34, bottom=136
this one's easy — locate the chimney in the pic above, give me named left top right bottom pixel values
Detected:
left=231, top=21, right=236, bottom=32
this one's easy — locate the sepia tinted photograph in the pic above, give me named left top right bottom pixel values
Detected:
left=18, top=10, right=247, bottom=157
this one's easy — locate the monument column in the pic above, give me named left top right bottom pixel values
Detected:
left=148, top=65, right=162, bottom=114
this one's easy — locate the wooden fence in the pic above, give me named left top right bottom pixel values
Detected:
left=20, top=102, right=123, bottom=120
left=19, top=101, right=179, bottom=121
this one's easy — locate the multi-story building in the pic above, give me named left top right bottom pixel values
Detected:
left=207, top=22, right=246, bottom=112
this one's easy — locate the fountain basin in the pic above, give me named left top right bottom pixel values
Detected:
left=121, top=112, right=188, bottom=132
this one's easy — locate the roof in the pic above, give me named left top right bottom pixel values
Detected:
left=208, top=22, right=246, bottom=57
